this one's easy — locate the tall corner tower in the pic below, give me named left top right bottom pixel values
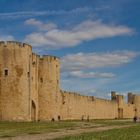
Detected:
left=0, top=41, right=32, bottom=121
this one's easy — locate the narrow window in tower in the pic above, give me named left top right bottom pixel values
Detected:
left=40, top=78, right=43, bottom=83
left=4, top=69, right=8, bottom=76
left=28, top=72, right=30, bottom=77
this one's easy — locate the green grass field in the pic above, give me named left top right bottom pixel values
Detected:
left=0, top=121, right=77, bottom=137
left=0, top=119, right=138, bottom=139
left=55, top=122, right=140, bottom=140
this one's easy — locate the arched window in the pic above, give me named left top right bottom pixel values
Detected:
left=4, top=69, right=8, bottom=76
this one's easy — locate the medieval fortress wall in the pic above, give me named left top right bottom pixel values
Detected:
left=0, top=41, right=139, bottom=121
left=60, top=90, right=118, bottom=120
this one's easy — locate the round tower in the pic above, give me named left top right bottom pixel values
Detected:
left=0, top=41, right=32, bottom=121
left=133, top=95, right=140, bottom=117
left=38, top=55, right=60, bottom=121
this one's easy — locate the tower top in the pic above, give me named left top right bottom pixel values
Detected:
left=0, top=41, right=32, bottom=48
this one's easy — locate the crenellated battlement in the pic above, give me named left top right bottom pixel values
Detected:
left=0, top=41, right=32, bottom=48
left=61, top=90, right=116, bottom=103
left=61, top=90, right=85, bottom=97
left=0, top=41, right=59, bottom=61
left=61, top=90, right=95, bottom=104
left=41, top=55, right=60, bottom=61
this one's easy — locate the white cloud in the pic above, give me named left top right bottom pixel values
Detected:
left=0, top=35, right=15, bottom=41
left=61, top=51, right=138, bottom=72
left=67, top=71, right=115, bottom=78
left=0, top=7, right=91, bottom=19
left=25, top=18, right=57, bottom=31
left=0, top=11, right=46, bottom=19
left=24, top=20, right=134, bottom=49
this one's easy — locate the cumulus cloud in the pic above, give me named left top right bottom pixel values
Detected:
left=25, top=18, right=57, bottom=31
left=61, top=51, right=138, bottom=72
left=24, top=20, right=134, bottom=49
left=0, top=35, right=15, bottom=41
left=67, top=71, right=115, bottom=78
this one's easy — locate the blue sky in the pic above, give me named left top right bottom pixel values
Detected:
left=0, top=0, right=140, bottom=99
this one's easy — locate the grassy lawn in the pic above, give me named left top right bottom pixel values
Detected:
left=0, top=121, right=77, bottom=137
left=0, top=119, right=136, bottom=138
left=92, top=119, right=134, bottom=126
left=55, top=123, right=140, bottom=140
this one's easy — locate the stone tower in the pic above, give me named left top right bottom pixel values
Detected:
left=38, top=55, right=61, bottom=121
left=0, top=41, right=33, bottom=121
